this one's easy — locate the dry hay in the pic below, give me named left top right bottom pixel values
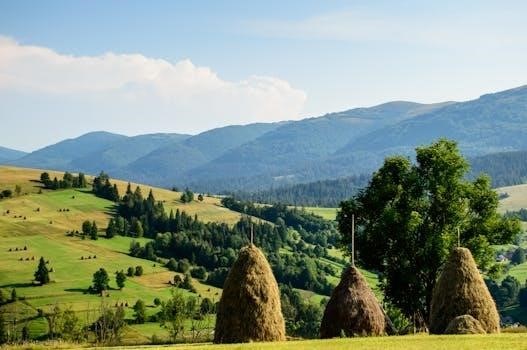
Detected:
left=213, top=244, right=285, bottom=343
left=320, top=266, right=386, bottom=338
left=445, top=314, right=486, bottom=334
left=429, top=247, right=500, bottom=334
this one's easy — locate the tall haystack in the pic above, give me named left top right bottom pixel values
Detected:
left=429, top=247, right=500, bottom=334
left=320, top=266, right=386, bottom=338
left=214, top=244, right=285, bottom=343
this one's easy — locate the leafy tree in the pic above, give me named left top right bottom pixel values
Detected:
left=34, top=257, right=50, bottom=285
left=160, top=289, right=187, bottom=342
left=115, top=271, right=126, bottom=290
left=21, top=324, right=30, bottom=341
left=92, top=268, right=110, bottom=293
left=134, top=266, right=143, bottom=276
left=81, top=220, right=92, bottom=239
left=61, top=309, right=82, bottom=341
left=338, top=139, right=521, bottom=324
left=197, top=194, right=204, bottom=202
left=133, top=299, right=146, bottom=324
left=92, top=304, right=125, bottom=344
left=1, top=190, right=12, bottom=198
left=180, top=189, right=194, bottom=203
left=519, top=285, right=527, bottom=308
left=200, top=297, right=215, bottom=314
left=511, top=248, right=526, bottom=265
left=126, top=267, right=135, bottom=277
left=190, top=266, right=207, bottom=280
left=10, top=289, right=16, bottom=302
left=130, top=219, right=143, bottom=238
left=181, top=273, right=196, bottom=293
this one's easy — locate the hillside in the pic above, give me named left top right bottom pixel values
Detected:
left=0, top=166, right=359, bottom=344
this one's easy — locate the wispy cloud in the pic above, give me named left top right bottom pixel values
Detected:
left=245, top=9, right=526, bottom=50
left=0, top=36, right=306, bottom=149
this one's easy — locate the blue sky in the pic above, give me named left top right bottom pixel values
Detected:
left=1, top=0, right=527, bottom=151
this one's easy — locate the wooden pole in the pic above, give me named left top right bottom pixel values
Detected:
left=352, top=214, right=355, bottom=267
left=457, top=227, right=460, bottom=248
left=250, top=223, right=254, bottom=245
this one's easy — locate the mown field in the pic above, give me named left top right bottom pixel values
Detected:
left=2, top=333, right=526, bottom=350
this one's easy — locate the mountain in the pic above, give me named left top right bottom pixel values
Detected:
left=10, top=131, right=128, bottom=170
left=185, top=101, right=451, bottom=190
left=7, top=85, right=527, bottom=194
left=113, top=123, right=282, bottom=185
left=0, top=146, right=26, bottom=163
left=469, top=150, right=527, bottom=187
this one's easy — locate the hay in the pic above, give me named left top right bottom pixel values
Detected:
left=429, top=247, right=500, bottom=334
left=213, top=244, right=285, bottom=343
left=445, top=314, right=486, bottom=334
left=320, top=266, right=386, bottom=338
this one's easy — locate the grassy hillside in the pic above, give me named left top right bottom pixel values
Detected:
left=0, top=166, right=251, bottom=342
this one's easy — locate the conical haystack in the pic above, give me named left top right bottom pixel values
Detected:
left=214, top=244, right=285, bottom=343
left=429, top=247, right=500, bottom=334
left=445, top=314, right=486, bottom=334
left=320, top=266, right=386, bottom=338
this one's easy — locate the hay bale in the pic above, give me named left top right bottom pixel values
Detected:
left=429, top=247, right=499, bottom=334
left=445, top=314, right=486, bottom=334
left=214, top=244, right=285, bottom=343
left=320, top=266, right=386, bottom=338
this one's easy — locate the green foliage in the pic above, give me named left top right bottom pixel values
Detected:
left=92, top=268, right=110, bottom=293
left=160, top=289, right=188, bottom=342
left=92, top=304, right=125, bottom=344
left=180, top=189, right=194, bottom=203
left=115, top=271, right=126, bottom=290
left=338, top=139, right=521, bottom=323
left=40, top=171, right=87, bottom=190
left=90, top=221, right=98, bottom=240
left=280, top=284, right=323, bottom=338
left=133, top=299, right=146, bottom=324
left=134, top=265, right=143, bottom=276
left=511, top=248, right=526, bottom=265
left=487, top=276, right=521, bottom=308
left=190, top=266, right=207, bottom=280
left=0, top=312, right=7, bottom=344
left=126, top=266, right=135, bottom=277
left=92, top=172, right=119, bottom=201
left=34, top=256, right=50, bottom=285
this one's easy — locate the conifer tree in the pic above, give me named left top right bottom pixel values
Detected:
left=34, top=257, right=50, bottom=285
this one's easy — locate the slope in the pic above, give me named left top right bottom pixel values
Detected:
left=0, top=146, right=26, bottom=163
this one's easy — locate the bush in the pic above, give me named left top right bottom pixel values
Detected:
left=190, top=266, right=207, bottom=280
left=135, top=265, right=144, bottom=276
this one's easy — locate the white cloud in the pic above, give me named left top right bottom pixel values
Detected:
left=0, top=36, right=306, bottom=149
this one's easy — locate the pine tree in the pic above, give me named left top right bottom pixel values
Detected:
left=34, top=257, right=50, bottom=285
left=106, top=219, right=116, bottom=239
left=90, top=221, right=98, bottom=240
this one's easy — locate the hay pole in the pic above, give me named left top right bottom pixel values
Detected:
left=351, top=214, right=355, bottom=267
left=457, top=227, right=460, bottom=248
left=250, top=223, right=254, bottom=245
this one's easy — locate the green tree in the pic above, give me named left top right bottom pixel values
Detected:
left=0, top=311, right=7, bottom=344
left=115, top=271, right=126, bottom=290
left=90, top=221, right=98, bottom=240
left=126, top=267, right=135, bottom=277
left=511, top=248, right=526, bottom=265
left=92, top=268, right=110, bottom=293
left=81, top=220, right=92, bottom=239
left=133, top=299, right=146, bottom=324
left=338, top=139, right=521, bottom=325
left=34, top=257, right=50, bottom=285
left=130, top=219, right=143, bottom=238
left=134, top=266, right=143, bottom=276
left=160, top=289, right=187, bottom=342
left=106, top=219, right=116, bottom=239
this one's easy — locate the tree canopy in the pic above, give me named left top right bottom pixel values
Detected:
left=337, top=139, right=520, bottom=325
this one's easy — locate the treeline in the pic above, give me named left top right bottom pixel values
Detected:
left=92, top=172, right=120, bottom=201
left=40, top=172, right=87, bottom=190
left=470, top=150, right=527, bottom=187
left=220, top=197, right=340, bottom=247
left=97, top=175, right=337, bottom=295
left=227, top=174, right=370, bottom=207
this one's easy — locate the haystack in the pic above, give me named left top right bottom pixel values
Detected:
left=445, top=314, right=486, bottom=334
left=429, top=247, right=499, bottom=334
left=320, top=266, right=386, bottom=338
left=214, top=244, right=285, bottom=343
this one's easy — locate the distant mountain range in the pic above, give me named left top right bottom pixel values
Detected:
left=4, top=85, right=527, bottom=193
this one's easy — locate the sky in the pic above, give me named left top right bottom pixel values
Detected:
left=1, top=0, right=527, bottom=151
